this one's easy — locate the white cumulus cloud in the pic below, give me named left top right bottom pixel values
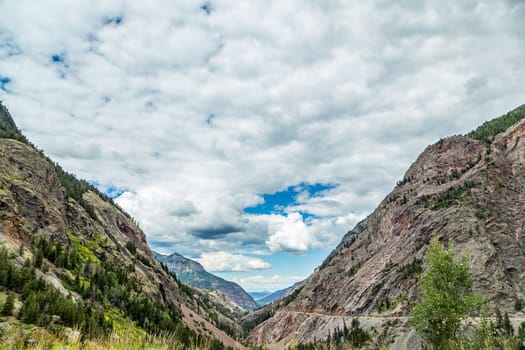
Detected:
left=235, top=275, right=305, bottom=292
left=0, top=0, right=524, bottom=279
left=266, top=213, right=315, bottom=252
left=196, top=252, right=271, bottom=272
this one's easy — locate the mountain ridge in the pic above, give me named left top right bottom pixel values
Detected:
left=0, top=101, right=242, bottom=348
left=155, top=251, right=257, bottom=310
left=248, top=104, right=525, bottom=348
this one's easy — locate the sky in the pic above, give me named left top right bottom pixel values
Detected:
left=0, top=0, right=524, bottom=292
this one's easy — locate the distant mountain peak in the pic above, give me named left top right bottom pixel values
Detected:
left=154, top=251, right=206, bottom=272
left=155, top=251, right=257, bottom=310
left=251, top=281, right=304, bottom=306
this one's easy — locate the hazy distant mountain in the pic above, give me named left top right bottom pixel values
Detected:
left=155, top=251, right=257, bottom=310
left=249, top=291, right=271, bottom=301
left=250, top=282, right=303, bottom=306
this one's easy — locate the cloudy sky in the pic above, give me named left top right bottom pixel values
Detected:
left=0, top=0, right=524, bottom=292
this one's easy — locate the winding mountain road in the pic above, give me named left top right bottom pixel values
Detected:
left=253, top=309, right=525, bottom=349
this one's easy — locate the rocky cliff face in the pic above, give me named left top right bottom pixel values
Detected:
left=0, top=102, right=242, bottom=348
left=0, top=138, right=172, bottom=299
left=249, top=105, right=525, bottom=347
left=0, top=103, right=180, bottom=304
left=155, top=252, right=257, bottom=310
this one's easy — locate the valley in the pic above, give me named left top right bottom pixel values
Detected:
left=2, top=1, right=525, bottom=348
left=2, top=81, right=525, bottom=350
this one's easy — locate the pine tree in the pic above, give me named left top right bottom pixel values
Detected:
left=515, top=298, right=524, bottom=312
left=75, top=272, right=81, bottom=289
left=346, top=318, right=369, bottom=347
left=1, top=292, right=15, bottom=316
left=503, top=312, right=513, bottom=336
left=33, top=248, right=43, bottom=268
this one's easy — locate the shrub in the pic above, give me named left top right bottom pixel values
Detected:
left=125, top=241, right=137, bottom=254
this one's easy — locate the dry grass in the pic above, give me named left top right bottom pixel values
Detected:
left=287, top=343, right=365, bottom=350
left=0, top=327, right=223, bottom=350
left=450, top=338, right=521, bottom=350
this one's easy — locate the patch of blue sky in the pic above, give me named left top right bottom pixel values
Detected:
left=88, top=180, right=126, bottom=199
left=264, top=249, right=331, bottom=272
left=50, top=52, right=69, bottom=79
left=0, top=76, right=11, bottom=92
left=301, top=212, right=316, bottom=222
left=105, top=186, right=125, bottom=199
left=244, top=182, right=337, bottom=219
left=51, top=53, right=64, bottom=63
left=244, top=187, right=295, bottom=216
left=103, top=16, right=123, bottom=26
left=302, top=182, right=337, bottom=197
left=200, top=3, right=212, bottom=15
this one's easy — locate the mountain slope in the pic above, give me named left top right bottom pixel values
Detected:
left=0, top=102, right=241, bottom=348
left=155, top=252, right=257, bottom=310
left=249, top=104, right=525, bottom=347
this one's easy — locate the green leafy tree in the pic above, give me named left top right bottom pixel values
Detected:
left=412, top=237, right=485, bottom=349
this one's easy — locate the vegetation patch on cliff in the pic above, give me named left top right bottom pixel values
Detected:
left=468, top=106, right=525, bottom=143
left=417, top=181, right=476, bottom=210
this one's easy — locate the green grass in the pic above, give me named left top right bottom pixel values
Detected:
left=67, top=230, right=99, bottom=264
left=0, top=322, right=225, bottom=350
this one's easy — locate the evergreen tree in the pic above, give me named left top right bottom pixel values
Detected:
left=346, top=318, right=369, bottom=347
left=1, top=292, right=15, bottom=316
left=503, top=312, right=513, bottom=336
left=515, top=298, right=524, bottom=312
left=33, top=248, right=43, bottom=268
